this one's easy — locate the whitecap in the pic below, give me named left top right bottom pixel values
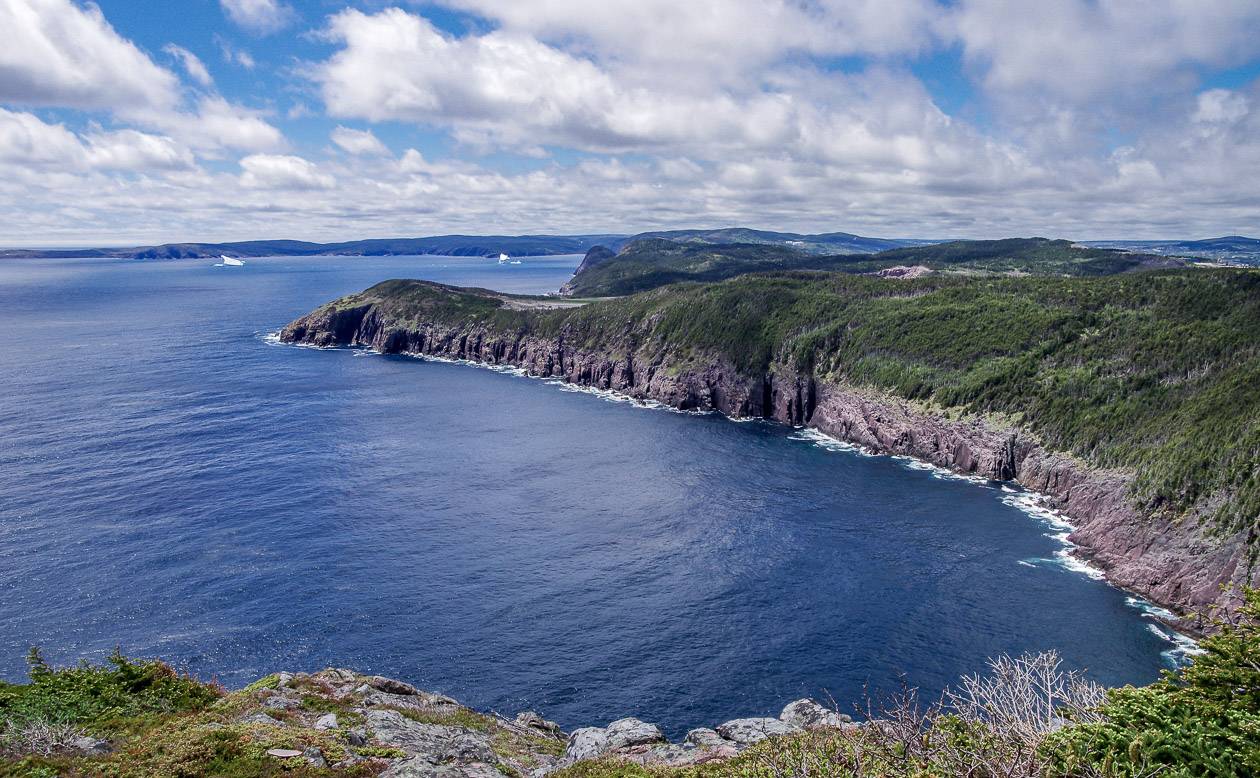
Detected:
left=787, top=428, right=876, bottom=456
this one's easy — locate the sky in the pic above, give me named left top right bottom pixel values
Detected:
left=1, top=0, right=1259, bottom=246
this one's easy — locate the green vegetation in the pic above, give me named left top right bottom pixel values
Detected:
left=0, top=654, right=371, bottom=776
left=1042, top=588, right=1260, bottom=777
left=0, top=652, right=569, bottom=777
left=0, top=648, right=219, bottom=741
left=560, top=237, right=1188, bottom=297
left=560, top=239, right=867, bottom=297
left=870, top=238, right=1183, bottom=276
left=331, top=279, right=506, bottom=322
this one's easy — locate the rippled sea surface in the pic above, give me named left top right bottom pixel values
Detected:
left=0, top=255, right=1175, bottom=735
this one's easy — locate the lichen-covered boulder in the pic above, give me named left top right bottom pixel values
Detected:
left=779, top=698, right=852, bottom=729
left=715, top=717, right=800, bottom=746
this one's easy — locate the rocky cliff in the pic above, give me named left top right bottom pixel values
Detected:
left=280, top=289, right=1258, bottom=632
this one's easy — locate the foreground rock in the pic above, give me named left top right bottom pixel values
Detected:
left=114, top=666, right=853, bottom=777
left=225, top=668, right=570, bottom=776
left=555, top=698, right=853, bottom=770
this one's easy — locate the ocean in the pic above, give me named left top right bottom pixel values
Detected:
left=0, top=254, right=1178, bottom=735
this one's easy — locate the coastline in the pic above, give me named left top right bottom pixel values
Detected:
left=268, top=325, right=1212, bottom=648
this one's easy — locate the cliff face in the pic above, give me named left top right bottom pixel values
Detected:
left=280, top=303, right=1257, bottom=630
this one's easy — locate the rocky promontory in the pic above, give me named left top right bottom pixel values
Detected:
left=22, top=664, right=859, bottom=777
left=279, top=276, right=1260, bottom=631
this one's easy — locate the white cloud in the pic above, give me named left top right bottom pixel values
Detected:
left=331, top=126, right=389, bottom=156
left=434, top=0, right=942, bottom=83
left=0, top=107, right=193, bottom=172
left=950, top=0, right=1260, bottom=104
left=219, top=0, right=294, bottom=35
left=84, top=128, right=195, bottom=171
left=4, top=1, right=1260, bottom=244
left=215, top=35, right=256, bottom=69
left=312, top=6, right=1023, bottom=192
left=239, top=153, right=334, bottom=189
left=0, top=0, right=180, bottom=111
left=317, top=9, right=898, bottom=158
left=0, top=107, right=85, bottom=166
left=163, top=44, right=213, bottom=87
left=127, top=96, right=286, bottom=154
left=1194, top=89, right=1249, bottom=125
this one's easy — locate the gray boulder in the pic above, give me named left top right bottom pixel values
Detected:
left=239, top=712, right=284, bottom=727
left=779, top=699, right=851, bottom=729
left=715, top=717, right=800, bottom=746
left=69, top=736, right=111, bottom=755
left=382, top=757, right=503, bottom=778
left=684, top=728, right=729, bottom=749
left=314, top=712, right=339, bottom=731
left=263, top=695, right=299, bottom=711
left=605, top=718, right=666, bottom=750
left=563, top=727, right=610, bottom=762
left=303, top=746, right=328, bottom=768
left=364, top=709, right=463, bottom=755
left=514, top=711, right=563, bottom=738
left=443, top=732, right=498, bottom=764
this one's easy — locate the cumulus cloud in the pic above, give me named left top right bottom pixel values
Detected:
left=84, top=128, right=196, bottom=171
left=0, top=107, right=85, bottom=166
left=0, top=108, right=193, bottom=171
left=0, top=0, right=180, bottom=111
left=163, top=44, right=213, bottom=87
left=125, top=96, right=285, bottom=154
left=239, top=153, right=334, bottom=189
left=314, top=7, right=982, bottom=168
left=3, top=0, right=1260, bottom=245
left=433, top=0, right=942, bottom=85
left=219, top=0, right=295, bottom=35
left=950, top=0, right=1260, bottom=104
left=330, top=126, right=389, bottom=156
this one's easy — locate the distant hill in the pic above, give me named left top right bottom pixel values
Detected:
left=871, top=238, right=1186, bottom=275
left=560, top=239, right=880, bottom=296
left=0, top=234, right=628, bottom=260
left=1083, top=236, right=1260, bottom=264
left=561, top=236, right=1189, bottom=297
left=0, top=226, right=933, bottom=263
left=608, top=227, right=929, bottom=255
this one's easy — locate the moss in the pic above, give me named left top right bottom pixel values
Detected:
left=353, top=744, right=406, bottom=759
left=243, top=674, right=281, bottom=693
left=392, top=705, right=495, bottom=732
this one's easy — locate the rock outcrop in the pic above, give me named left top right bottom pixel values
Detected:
left=554, top=698, right=854, bottom=770
left=279, top=299, right=1259, bottom=630
left=227, top=666, right=851, bottom=776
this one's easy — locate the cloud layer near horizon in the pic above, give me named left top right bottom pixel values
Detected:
left=1, top=0, right=1259, bottom=245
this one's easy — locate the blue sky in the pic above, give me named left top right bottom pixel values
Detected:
left=2, top=0, right=1259, bottom=245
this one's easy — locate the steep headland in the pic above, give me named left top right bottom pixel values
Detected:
left=281, top=269, right=1260, bottom=629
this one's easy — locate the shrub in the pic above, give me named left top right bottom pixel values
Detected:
left=0, top=647, right=220, bottom=751
left=1041, top=588, right=1260, bottom=777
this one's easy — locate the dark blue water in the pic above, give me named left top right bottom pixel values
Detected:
left=0, top=255, right=1175, bottom=734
